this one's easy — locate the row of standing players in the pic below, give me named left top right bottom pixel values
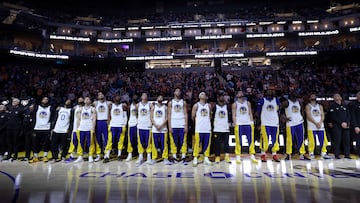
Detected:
left=0, top=89, right=360, bottom=166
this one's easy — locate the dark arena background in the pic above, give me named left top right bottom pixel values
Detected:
left=0, top=0, right=360, bottom=202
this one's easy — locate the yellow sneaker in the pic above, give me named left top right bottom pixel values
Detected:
left=29, top=158, right=39, bottom=163
left=250, top=154, right=258, bottom=164
left=43, top=157, right=49, bottom=162
left=215, top=156, right=220, bottom=163
left=225, top=154, right=231, bottom=163
left=198, top=155, right=204, bottom=161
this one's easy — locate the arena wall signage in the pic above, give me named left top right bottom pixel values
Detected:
left=9, top=49, right=69, bottom=59
left=246, top=33, right=285, bottom=38
left=195, top=35, right=233, bottom=40
left=97, top=38, right=134, bottom=43
left=145, top=37, right=183, bottom=42
left=349, top=26, right=360, bottom=32
left=49, top=35, right=90, bottom=42
left=298, top=30, right=339, bottom=36
left=194, top=53, right=244, bottom=58
left=126, top=56, right=174, bottom=60
left=266, top=51, right=318, bottom=56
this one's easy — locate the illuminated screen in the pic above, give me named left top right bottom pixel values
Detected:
left=121, top=45, right=129, bottom=50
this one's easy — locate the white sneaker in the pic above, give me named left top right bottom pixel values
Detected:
left=136, top=154, right=144, bottom=164
left=104, top=151, right=110, bottom=159
left=192, top=157, right=198, bottom=167
left=0, top=155, right=3, bottom=162
left=236, top=155, right=241, bottom=164
left=310, top=154, right=315, bottom=160
left=164, top=159, right=172, bottom=165
left=321, top=154, right=332, bottom=160
left=88, top=156, right=94, bottom=163
left=146, top=158, right=155, bottom=165
left=94, top=155, right=101, bottom=162
left=181, top=153, right=186, bottom=159
left=204, top=157, right=212, bottom=165
left=146, top=154, right=154, bottom=165
left=74, top=156, right=83, bottom=163
left=125, top=153, right=132, bottom=162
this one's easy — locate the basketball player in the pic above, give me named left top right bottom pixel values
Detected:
left=256, top=89, right=281, bottom=162
left=103, top=95, right=128, bottom=163
left=136, top=93, right=154, bottom=165
left=5, top=98, right=24, bottom=161
left=125, top=95, right=138, bottom=161
left=213, top=93, right=231, bottom=164
left=168, top=88, right=188, bottom=162
left=151, top=95, right=170, bottom=165
left=65, top=97, right=84, bottom=162
left=283, top=92, right=309, bottom=160
left=93, top=92, right=111, bottom=162
left=29, top=97, right=55, bottom=163
left=305, top=93, right=331, bottom=160
left=192, top=92, right=212, bottom=166
left=74, top=96, right=97, bottom=163
left=232, top=91, right=258, bottom=164
left=51, top=99, right=73, bottom=162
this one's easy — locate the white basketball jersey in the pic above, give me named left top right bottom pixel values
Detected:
left=128, top=103, right=138, bottom=127
left=260, top=98, right=279, bottom=127
left=152, top=104, right=167, bottom=133
left=110, top=103, right=127, bottom=127
left=235, top=101, right=253, bottom=125
left=78, top=106, right=93, bottom=131
left=53, top=107, right=72, bottom=133
left=96, top=101, right=109, bottom=120
left=195, top=102, right=211, bottom=133
left=285, top=100, right=303, bottom=127
left=137, top=102, right=151, bottom=130
left=213, top=104, right=229, bottom=132
left=72, top=105, right=81, bottom=132
left=307, top=103, right=324, bottom=130
left=171, top=99, right=185, bottom=128
left=34, top=106, right=51, bottom=130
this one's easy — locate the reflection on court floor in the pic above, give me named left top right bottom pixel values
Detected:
left=1, top=156, right=360, bottom=203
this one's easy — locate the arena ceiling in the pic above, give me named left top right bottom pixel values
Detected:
left=2, top=0, right=334, bottom=16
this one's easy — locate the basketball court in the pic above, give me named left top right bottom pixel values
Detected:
left=1, top=154, right=360, bottom=203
